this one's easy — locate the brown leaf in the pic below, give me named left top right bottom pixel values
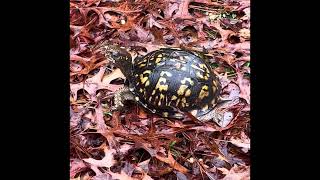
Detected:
left=83, top=146, right=116, bottom=168
left=155, top=151, right=189, bottom=174
left=220, top=164, right=250, bottom=180
left=229, top=132, right=250, bottom=152
left=133, top=25, right=155, bottom=42
left=107, top=170, right=138, bottom=180
left=102, top=68, right=125, bottom=85
left=239, top=28, right=250, bottom=40
left=190, top=125, right=218, bottom=132
left=201, top=136, right=229, bottom=163
left=70, top=159, right=87, bottom=178
left=172, top=0, right=193, bottom=19
left=94, top=104, right=108, bottom=131
left=70, top=66, right=123, bottom=102
left=237, top=71, right=250, bottom=104
left=92, top=174, right=113, bottom=180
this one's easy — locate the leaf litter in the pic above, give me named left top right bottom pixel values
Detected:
left=70, top=0, right=250, bottom=179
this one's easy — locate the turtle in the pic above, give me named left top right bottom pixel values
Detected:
left=98, top=45, right=233, bottom=127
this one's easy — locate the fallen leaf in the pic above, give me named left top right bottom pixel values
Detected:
left=237, top=71, right=250, bottom=104
left=70, top=159, right=87, bottom=178
left=221, top=164, right=250, bottom=180
left=107, top=170, right=138, bottom=180
left=155, top=151, right=189, bottom=174
left=83, top=146, right=116, bottom=168
left=239, top=29, right=250, bottom=40
left=102, top=68, right=125, bottom=85
left=229, top=132, right=250, bottom=152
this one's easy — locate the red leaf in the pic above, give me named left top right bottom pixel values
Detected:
left=155, top=151, right=189, bottom=174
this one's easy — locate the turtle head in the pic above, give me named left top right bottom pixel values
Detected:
left=99, top=44, right=133, bottom=77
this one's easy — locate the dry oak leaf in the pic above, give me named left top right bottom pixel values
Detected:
left=155, top=150, right=189, bottom=174
left=70, top=66, right=123, bottom=102
left=172, top=0, right=193, bottom=19
left=107, top=170, right=137, bottom=180
left=70, top=159, right=87, bottom=178
left=220, top=164, right=250, bottom=180
left=237, top=71, right=250, bottom=104
left=83, top=146, right=116, bottom=168
left=239, top=29, right=250, bottom=40
left=229, top=131, right=250, bottom=152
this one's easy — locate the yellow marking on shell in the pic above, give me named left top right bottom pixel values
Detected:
left=185, top=89, right=191, bottom=97
left=149, top=96, right=153, bottom=102
left=143, top=70, right=151, bottom=74
left=190, top=110, right=198, bottom=116
left=185, top=103, right=189, bottom=107
left=139, top=88, right=144, bottom=93
left=155, top=77, right=168, bottom=92
left=202, top=85, right=209, bottom=90
left=196, top=71, right=204, bottom=79
left=202, top=104, right=209, bottom=111
left=177, top=85, right=188, bottom=96
left=152, top=90, right=156, bottom=95
left=179, top=56, right=185, bottom=61
left=157, top=54, right=163, bottom=58
left=135, top=96, right=139, bottom=101
left=139, top=63, right=146, bottom=68
left=135, top=74, right=139, bottom=77
left=181, top=97, right=187, bottom=108
left=191, top=64, right=205, bottom=72
left=181, top=77, right=194, bottom=85
left=137, top=58, right=148, bottom=64
left=160, top=71, right=173, bottom=77
left=141, top=76, right=149, bottom=84
left=156, top=57, right=162, bottom=64
left=162, top=112, right=169, bottom=117
left=198, top=85, right=209, bottom=99
left=145, top=80, right=150, bottom=87
left=176, top=98, right=181, bottom=107
left=158, top=94, right=165, bottom=106
left=199, top=64, right=210, bottom=73
left=171, top=95, right=177, bottom=101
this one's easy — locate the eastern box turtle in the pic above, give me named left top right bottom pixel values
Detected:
left=99, top=45, right=233, bottom=127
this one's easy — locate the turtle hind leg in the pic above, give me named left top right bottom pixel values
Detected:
left=112, top=86, right=135, bottom=111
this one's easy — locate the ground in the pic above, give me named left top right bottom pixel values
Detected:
left=70, top=0, right=250, bottom=179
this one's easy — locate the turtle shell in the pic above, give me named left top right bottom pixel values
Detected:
left=128, top=48, right=221, bottom=119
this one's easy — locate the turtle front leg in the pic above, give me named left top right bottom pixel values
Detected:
left=112, top=86, right=135, bottom=112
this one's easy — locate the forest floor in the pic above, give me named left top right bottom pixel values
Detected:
left=70, top=0, right=250, bottom=179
